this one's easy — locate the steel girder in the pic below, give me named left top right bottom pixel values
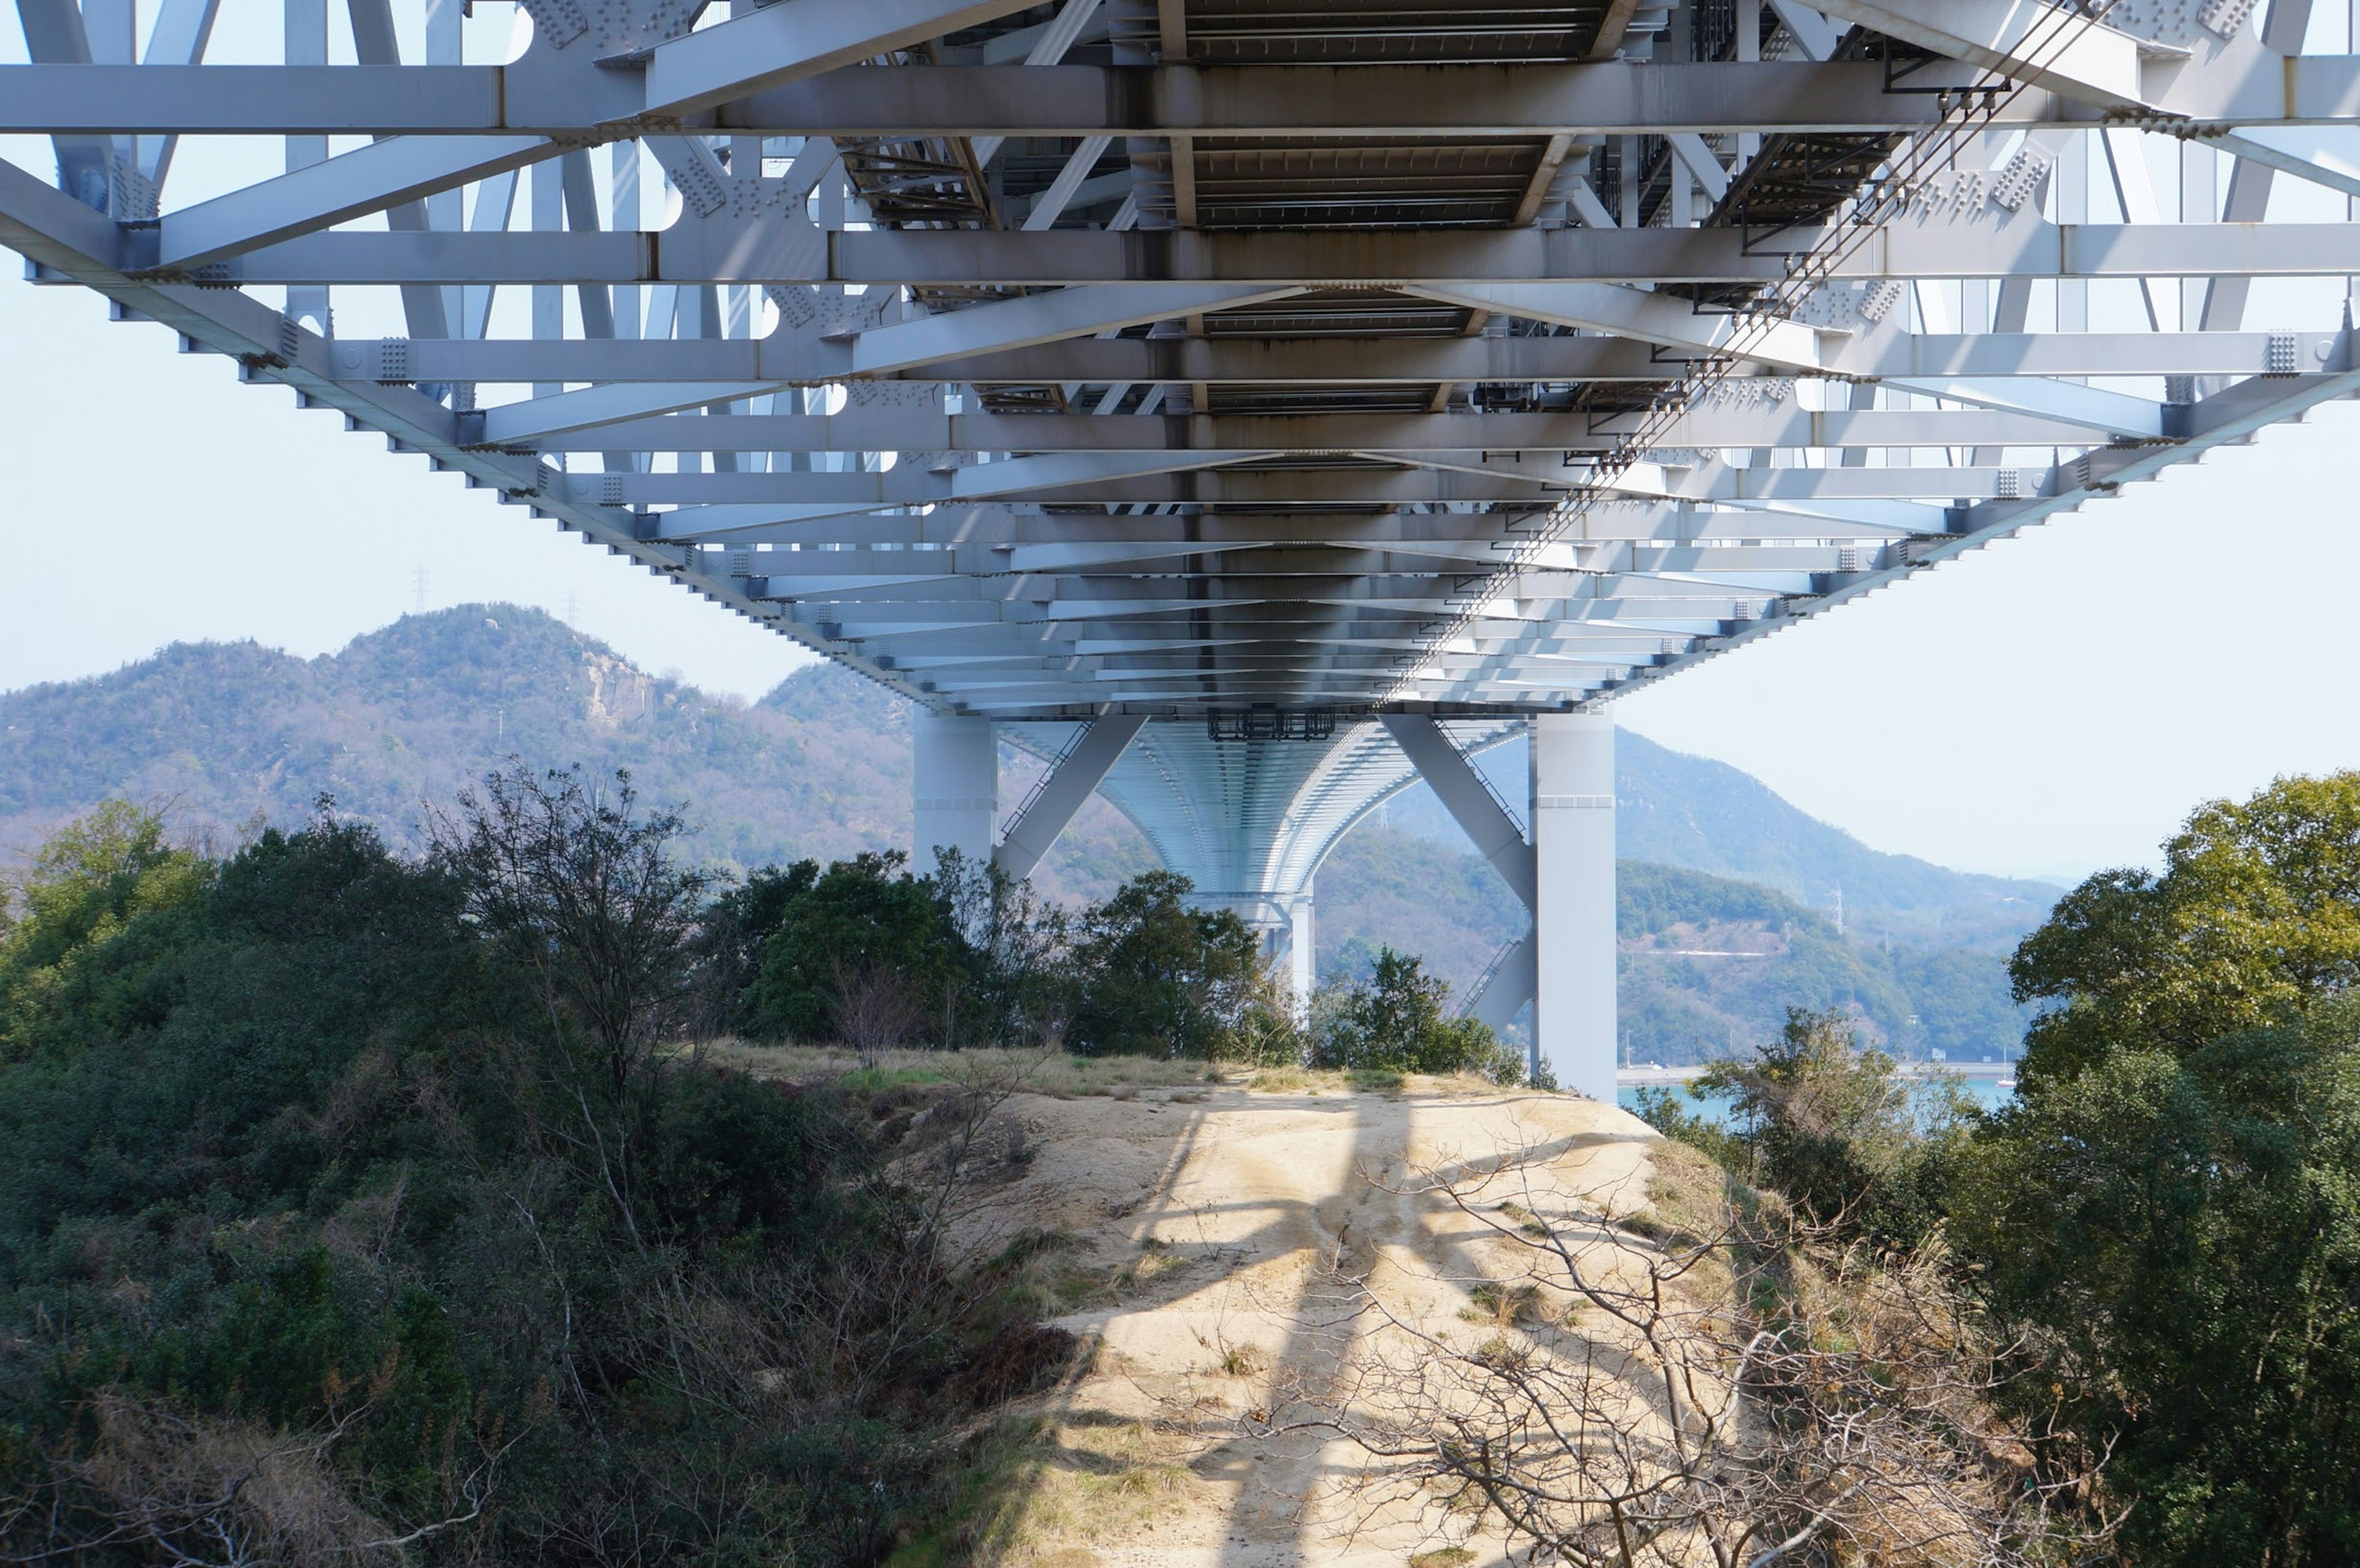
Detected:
left=1005, top=717, right=1524, bottom=922
left=7, top=0, right=2360, bottom=917
left=59, top=221, right=2360, bottom=287
left=9, top=55, right=2360, bottom=138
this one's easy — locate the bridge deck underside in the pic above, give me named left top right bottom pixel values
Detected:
left=1013, top=716, right=1521, bottom=917
left=4, top=0, right=2359, bottom=729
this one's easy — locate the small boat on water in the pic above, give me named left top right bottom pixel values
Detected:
left=1996, top=1077, right=2016, bottom=1092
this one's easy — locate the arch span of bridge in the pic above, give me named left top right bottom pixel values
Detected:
left=8, top=0, right=2359, bottom=1094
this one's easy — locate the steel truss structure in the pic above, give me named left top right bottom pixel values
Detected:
left=8, top=0, right=2360, bottom=1086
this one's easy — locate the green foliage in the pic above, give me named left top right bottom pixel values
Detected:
left=1637, top=775, right=2360, bottom=1562
left=1680, top=1008, right=1975, bottom=1246
left=726, top=853, right=1292, bottom=1063
left=1954, top=1009, right=2360, bottom=1566
left=929, top=849, right=1079, bottom=1053
left=688, top=860, right=808, bottom=1034
left=1064, top=870, right=1270, bottom=1058
left=1309, top=947, right=1522, bottom=1083
left=0, top=799, right=212, bottom=1058
left=1630, top=1085, right=1744, bottom=1168
left=743, top=850, right=972, bottom=1045
left=0, top=796, right=1019, bottom=1566
left=2010, top=770, right=2360, bottom=1087
left=1214, top=998, right=1312, bottom=1068
left=1944, top=774, right=2360, bottom=1565
left=432, top=764, right=715, bottom=1099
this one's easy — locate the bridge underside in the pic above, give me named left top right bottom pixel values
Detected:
left=7, top=0, right=2359, bottom=1088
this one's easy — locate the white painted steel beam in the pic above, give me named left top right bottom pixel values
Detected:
left=47, top=57, right=2360, bottom=137
left=1380, top=716, right=1536, bottom=909
left=195, top=219, right=2360, bottom=288
left=1468, top=934, right=1538, bottom=1033
left=641, top=0, right=1047, bottom=117
left=994, top=714, right=1146, bottom=880
left=849, top=284, right=1303, bottom=375
left=503, top=405, right=2117, bottom=456
left=9, top=0, right=2360, bottom=759
left=311, top=329, right=2350, bottom=385
left=1807, top=0, right=2149, bottom=107
left=156, top=135, right=550, bottom=267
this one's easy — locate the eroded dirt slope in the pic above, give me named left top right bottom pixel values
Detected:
left=951, top=1079, right=1659, bottom=1567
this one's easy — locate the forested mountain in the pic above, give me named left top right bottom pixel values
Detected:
left=1, top=605, right=2039, bottom=1062
left=1382, top=731, right=2059, bottom=952
left=0, top=606, right=1150, bottom=906
left=1313, top=831, right=2030, bottom=1065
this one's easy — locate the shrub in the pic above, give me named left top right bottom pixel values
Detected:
left=1309, top=947, right=1522, bottom=1083
left=1064, top=871, right=1266, bottom=1057
left=1682, top=1007, right=1973, bottom=1246
left=0, top=794, right=1029, bottom=1566
left=743, top=851, right=974, bottom=1046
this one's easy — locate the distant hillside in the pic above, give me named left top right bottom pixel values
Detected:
left=1315, top=824, right=1525, bottom=986
left=1313, top=834, right=2028, bottom=1065
left=0, top=606, right=1149, bottom=905
left=2, top=605, right=2036, bottom=1062
left=1381, top=730, right=2059, bottom=952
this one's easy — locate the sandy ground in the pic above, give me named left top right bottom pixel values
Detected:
left=955, top=1079, right=1661, bottom=1567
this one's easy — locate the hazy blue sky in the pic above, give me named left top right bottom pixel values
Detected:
left=6, top=268, right=2359, bottom=884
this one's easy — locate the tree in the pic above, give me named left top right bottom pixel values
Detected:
left=1675, top=1007, right=1973, bottom=1246
left=431, top=765, right=712, bottom=1102
left=2009, top=770, right=2360, bottom=1086
left=1953, top=1008, right=2360, bottom=1566
left=929, top=847, right=1075, bottom=1049
left=1949, top=774, right=2360, bottom=1566
left=0, top=799, right=210, bottom=1058
left=688, top=860, right=811, bottom=1037
left=741, top=850, right=974, bottom=1046
left=1310, top=946, right=1521, bottom=1082
left=1281, top=1139, right=2100, bottom=1567
left=1064, top=870, right=1264, bottom=1057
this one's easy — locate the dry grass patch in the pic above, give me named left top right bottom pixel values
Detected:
left=1029, top=1237, right=1198, bottom=1314
left=1460, top=1280, right=1546, bottom=1330
left=704, top=1041, right=1223, bottom=1098
left=1241, top=1065, right=1538, bottom=1097
left=943, top=1413, right=1198, bottom=1565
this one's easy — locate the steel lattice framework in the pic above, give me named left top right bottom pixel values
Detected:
left=7, top=0, right=2359, bottom=719
left=7, top=0, right=2360, bottom=1037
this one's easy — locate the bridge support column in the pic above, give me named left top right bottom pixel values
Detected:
left=912, top=714, right=997, bottom=872
left=1532, top=713, right=1616, bottom=1102
left=1288, top=895, right=1316, bottom=1017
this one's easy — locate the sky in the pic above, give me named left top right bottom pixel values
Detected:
left=0, top=276, right=811, bottom=699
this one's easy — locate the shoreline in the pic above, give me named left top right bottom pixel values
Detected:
left=1618, top=1060, right=2017, bottom=1087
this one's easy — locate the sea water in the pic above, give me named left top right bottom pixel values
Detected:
left=1616, top=1076, right=2017, bottom=1125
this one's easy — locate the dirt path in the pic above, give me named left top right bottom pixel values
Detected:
left=959, top=1080, right=1658, bottom=1567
